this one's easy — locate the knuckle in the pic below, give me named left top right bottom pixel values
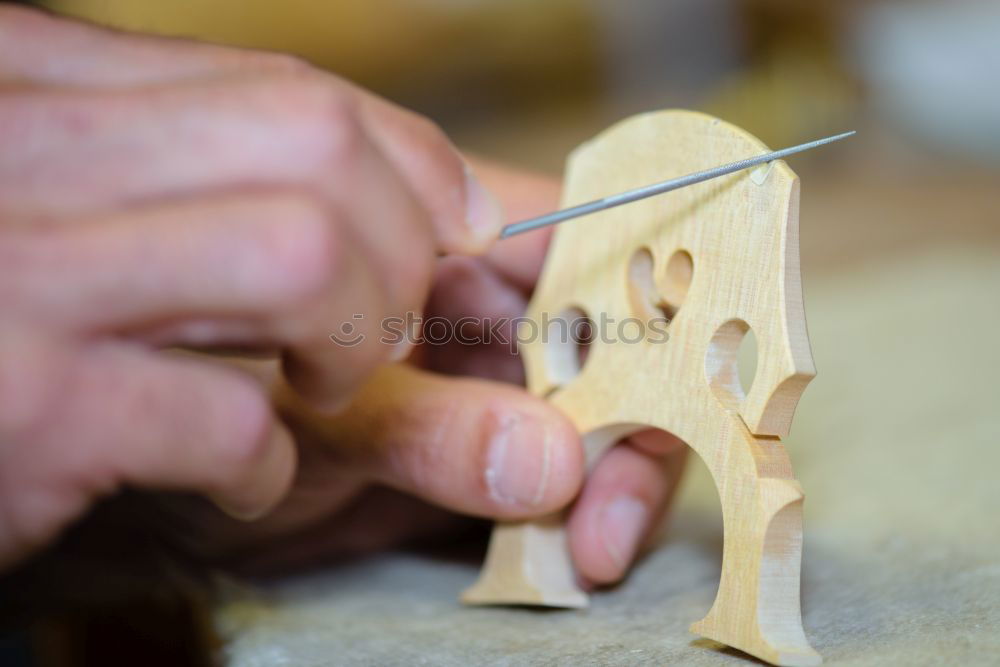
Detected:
left=258, top=192, right=343, bottom=306
left=406, top=110, right=452, bottom=150
left=213, top=377, right=275, bottom=475
left=274, top=78, right=365, bottom=170
left=316, top=102, right=366, bottom=169
left=252, top=51, right=314, bottom=75
left=402, top=110, right=465, bottom=186
left=396, top=112, right=469, bottom=233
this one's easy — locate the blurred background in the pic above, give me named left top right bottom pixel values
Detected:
left=33, top=0, right=1000, bottom=168
left=6, top=1, right=1000, bottom=665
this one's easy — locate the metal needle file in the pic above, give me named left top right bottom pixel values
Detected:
left=499, top=130, right=855, bottom=239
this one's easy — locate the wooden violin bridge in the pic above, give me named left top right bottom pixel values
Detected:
left=462, top=110, right=821, bottom=667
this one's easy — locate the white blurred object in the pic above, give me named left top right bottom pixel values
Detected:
left=850, top=1, right=1000, bottom=164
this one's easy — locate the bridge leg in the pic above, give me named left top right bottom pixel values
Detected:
left=690, top=428, right=820, bottom=666
left=461, top=512, right=587, bottom=608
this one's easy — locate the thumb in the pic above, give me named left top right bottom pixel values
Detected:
left=281, top=364, right=584, bottom=520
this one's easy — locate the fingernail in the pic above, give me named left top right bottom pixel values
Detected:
left=485, top=412, right=552, bottom=508
left=599, top=495, right=648, bottom=570
left=464, top=164, right=505, bottom=243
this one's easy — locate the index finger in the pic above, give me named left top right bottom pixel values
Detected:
left=467, top=156, right=560, bottom=292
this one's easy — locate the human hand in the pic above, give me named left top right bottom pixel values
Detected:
left=0, top=7, right=686, bottom=589
left=148, top=163, right=687, bottom=589
left=0, top=5, right=512, bottom=570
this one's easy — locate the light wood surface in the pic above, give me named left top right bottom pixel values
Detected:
left=462, top=111, right=820, bottom=666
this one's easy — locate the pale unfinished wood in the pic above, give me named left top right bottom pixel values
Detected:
left=462, top=110, right=820, bottom=666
